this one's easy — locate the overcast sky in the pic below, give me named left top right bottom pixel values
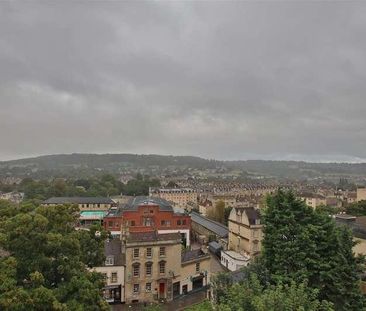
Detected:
left=1, top=1, right=366, bottom=162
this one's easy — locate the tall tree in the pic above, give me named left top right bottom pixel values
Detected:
left=207, top=200, right=226, bottom=224
left=0, top=201, right=109, bottom=311
left=262, top=190, right=365, bottom=311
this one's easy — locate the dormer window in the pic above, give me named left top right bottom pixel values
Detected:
left=105, top=256, right=114, bottom=266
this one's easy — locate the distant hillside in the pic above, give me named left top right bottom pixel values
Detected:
left=228, top=160, right=366, bottom=179
left=0, top=153, right=221, bottom=178
left=1, top=153, right=366, bottom=180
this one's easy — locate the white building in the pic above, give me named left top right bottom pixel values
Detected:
left=93, top=239, right=125, bottom=304
left=221, top=250, right=250, bottom=271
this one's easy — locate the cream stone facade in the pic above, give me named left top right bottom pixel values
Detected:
left=210, top=195, right=236, bottom=208
left=298, top=193, right=326, bottom=209
left=179, top=249, right=210, bottom=295
left=228, top=207, right=262, bottom=257
left=42, top=197, right=115, bottom=211
left=357, top=188, right=366, bottom=202
left=198, top=199, right=213, bottom=217
left=94, top=265, right=125, bottom=303
left=149, top=188, right=197, bottom=209
left=123, top=232, right=211, bottom=304
left=124, top=232, right=182, bottom=303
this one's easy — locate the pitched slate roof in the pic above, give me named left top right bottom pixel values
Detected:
left=104, top=239, right=125, bottom=266
left=43, top=197, right=114, bottom=204
left=190, top=212, right=228, bottom=237
left=124, top=196, right=173, bottom=211
left=108, top=196, right=175, bottom=217
left=208, top=241, right=222, bottom=252
left=234, top=207, right=261, bottom=225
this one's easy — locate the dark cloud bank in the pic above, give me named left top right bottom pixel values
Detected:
left=1, top=1, right=366, bottom=162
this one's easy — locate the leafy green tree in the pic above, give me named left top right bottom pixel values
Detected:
left=77, top=225, right=109, bottom=268
left=186, top=300, right=213, bottom=311
left=207, top=200, right=225, bottom=224
left=262, top=190, right=365, bottom=311
left=211, top=272, right=234, bottom=304
left=347, top=200, right=366, bottom=216
left=143, top=304, right=163, bottom=311
left=0, top=201, right=109, bottom=310
left=216, top=274, right=333, bottom=311
left=316, top=204, right=342, bottom=215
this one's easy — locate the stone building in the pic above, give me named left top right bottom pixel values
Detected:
left=104, top=197, right=191, bottom=246
left=149, top=187, right=198, bottom=209
left=93, top=239, right=125, bottom=304
left=43, top=196, right=116, bottom=211
left=124, top=232, right=182, bottom=303
left=298, top=192, right=326, bottom=209
left=42, top=197, right=116, bottom=228
left=180, top=249, right=210, bottom=296
left=357, top=188, right=366, bottom=202
left=198, top=199, right=213, bottom=217
left=228, top=207, right=262, bottom=257
left=123, top=231, right=210, bottom=304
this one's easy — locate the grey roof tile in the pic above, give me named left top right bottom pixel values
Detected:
left=190, top=212, right=228, bottom=237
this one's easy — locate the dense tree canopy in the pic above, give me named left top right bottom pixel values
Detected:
left=11, top=173, right=161, bottom=201
left=347, top=200, right=366, bottom=216
left=262, top=190, right=365, bottom=311
left=0, top=200, right=109, bottom=311
left=192, top=274, right=333, bottom=311
left=203, top=190, right=366, bottom=311
left=207, top=200, right=226, bottom=224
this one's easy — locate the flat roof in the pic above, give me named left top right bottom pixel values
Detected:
left=222, top=250, right=249, bottom=261
left=334, top=214, right=357, bottom=220
left=43, top=197, right=114, bottom=205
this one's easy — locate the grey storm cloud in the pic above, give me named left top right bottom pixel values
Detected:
left=1, top=1, right=366, bottom=161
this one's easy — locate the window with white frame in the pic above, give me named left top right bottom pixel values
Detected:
left=105, top=256, right=114, bottom=266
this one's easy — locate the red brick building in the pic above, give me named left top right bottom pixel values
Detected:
left=104, top=196, right=192, bottom=246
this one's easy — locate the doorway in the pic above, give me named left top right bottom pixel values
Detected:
left=159, top=282, right=165, bottom=298
left=173, top=282, right=180, bottom=298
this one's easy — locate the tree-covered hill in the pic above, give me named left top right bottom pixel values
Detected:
left=1, top=153, right=366, bottom=179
